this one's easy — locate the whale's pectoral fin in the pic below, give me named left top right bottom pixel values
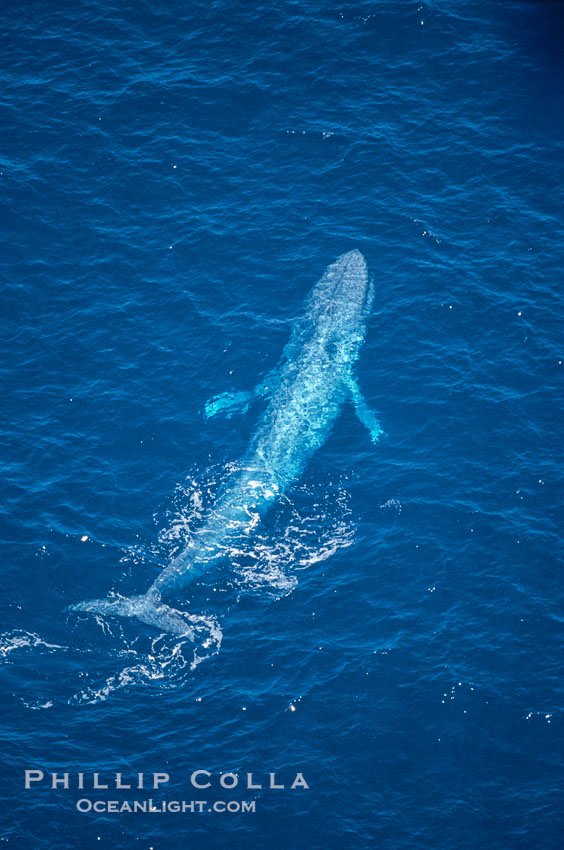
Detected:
left=204, top=366, right=282, bottom=419
left=253, top=366, right=282, bottom=399
left=204, top=390, right=253, bottom=420
left=346, top=374, right=383, bottom=443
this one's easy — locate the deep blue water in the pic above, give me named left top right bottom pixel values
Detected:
left=1, top=1, right=563, bottom=847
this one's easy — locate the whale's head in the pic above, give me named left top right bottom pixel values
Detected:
left=330, top=249, right=372, bottom=321
left=303, top=250, right=373, bottom=363
left=285, top=249, right=373, bottom=373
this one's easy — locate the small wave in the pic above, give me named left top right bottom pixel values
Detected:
left=379, top=498, right=402, bottom=514
left=19, top=698, right=54, bottom=711
left=1, top=629, right=69, bottom=710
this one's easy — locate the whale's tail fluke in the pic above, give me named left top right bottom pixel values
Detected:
left=68, top=594, right=197, bottom=639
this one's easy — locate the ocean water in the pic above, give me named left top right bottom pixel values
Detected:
left=1, top=0, right=563, bottom=847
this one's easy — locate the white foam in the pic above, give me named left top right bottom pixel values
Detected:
left=0, top=630, right=64, bottom=659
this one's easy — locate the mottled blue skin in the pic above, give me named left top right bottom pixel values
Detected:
left=71, top=250, right=379, bottom=634
left=150, top=250, right=374, bottom=597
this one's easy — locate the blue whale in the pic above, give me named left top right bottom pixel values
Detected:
left=70, top=250, right=382, bottom=636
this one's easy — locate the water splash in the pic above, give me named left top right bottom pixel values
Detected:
left=0, top=613, right=222, bottom=708
left=68, top=616, right=222, bottom=706
left=0, top=629, right=64, bottom=659
left=1, top=465, right=354, bottom=707
left=150, top=465, right=356, bottom=597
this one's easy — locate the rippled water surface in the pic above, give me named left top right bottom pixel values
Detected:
left=1, top=1, right=563, bottom=848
